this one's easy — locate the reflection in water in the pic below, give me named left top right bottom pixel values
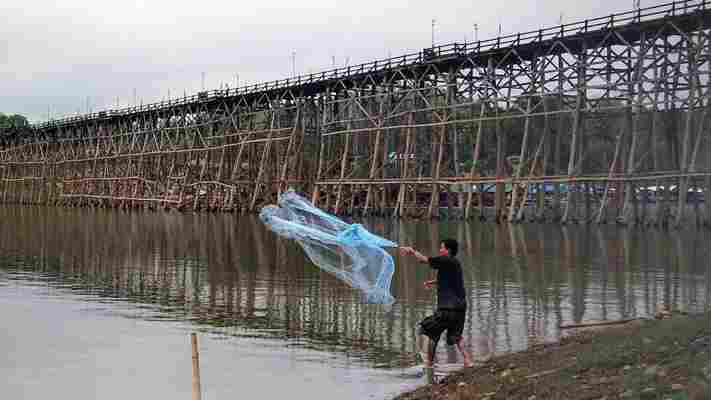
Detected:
left=1, top=206, right=710, bottom=368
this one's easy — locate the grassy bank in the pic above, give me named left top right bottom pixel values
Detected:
left=394, top=312, right=711, bottom=400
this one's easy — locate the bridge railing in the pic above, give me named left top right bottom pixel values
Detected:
left=35, top=0, right=708, bottom=130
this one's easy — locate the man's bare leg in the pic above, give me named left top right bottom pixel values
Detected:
left=423, top=336, right=434, bottom=367
left=456, top=337, right=474, bottom=368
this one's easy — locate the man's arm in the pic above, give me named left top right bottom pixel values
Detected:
left=399, top=247, right=429, bottom=264
left=400, top=247, right=438, bottom=289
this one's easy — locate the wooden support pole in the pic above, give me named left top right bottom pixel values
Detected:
left=394, top=111, right=414, bottom=217
left=559, top=318, right=641, bottom=329
left=279, top=106, right=301, bottom=197
left=311, top=99, right=327, bottom=206
left=334, top=95, right=354, bottom=214
left=427, top=122, right=446, bottom=219
left=427, top=77, right=453, bottom=219
left=516, top=109, right=546, bottom=222
left=621, top=37, right=649, bottom=225
left=228, top=118, right=253, bottom=211
left=706, top=174, right=711, bottom=228
left=0, top=166, right=7, bottom=204
left=191, top=333, right=202, bottom=400
left=552, top=54, right=565, bottom=222
left=132, top=128, right=148, bottom=210
left=562, top=46, right=586, bottom=224
left=675, top=43, right=699, bottom=228
left=536, top=97, right=552, bottom=222
left=596, top=120, right=626, bottom=224
left=250, top=111, right=278, bottom=211
left=464, top=102, right=486, bottom=220
left=508, top=97, right=533, bottom=222
left=466, top=60, right=493, bottom=221
left=364, top=98, right=386, bottom=216
left=493, top=102, right=505, bottom=222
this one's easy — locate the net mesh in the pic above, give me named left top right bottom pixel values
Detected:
left=259, top=191, right=397, bottom=305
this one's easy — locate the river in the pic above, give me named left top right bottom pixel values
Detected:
left=1, top=206, right=709, bottom=399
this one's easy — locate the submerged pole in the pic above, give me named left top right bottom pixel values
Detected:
left=191, top=333, right=202, bottom=400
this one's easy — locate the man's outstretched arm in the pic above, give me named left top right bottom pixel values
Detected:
left=400, top=247, right=438, bottom=289
left=399, top=246, right=429, bottom=264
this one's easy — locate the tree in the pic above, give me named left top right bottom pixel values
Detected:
left=0, top=113, right=29, bottom=128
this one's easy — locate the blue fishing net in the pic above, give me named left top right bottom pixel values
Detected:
left=259, top=191, right=397, bottom=305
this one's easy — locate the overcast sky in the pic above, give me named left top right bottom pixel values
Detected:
left=2, top=0, right=669, bottom=122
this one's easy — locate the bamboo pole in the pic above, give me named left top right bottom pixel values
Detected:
left=191, top=333, right=202, bottom=400
left=621, top=39, right=649, bottom=225
left=228, top=116, right=253, bottom=210
left=311, top=99, right=327, bottom=206
left=334, top=95, right=354, bottom=214
left=561, top=82, right=584, bottom=223
left=516, top=108, right=546, bottom=222
left=451, top=93, right=464, bottom=217
left=464, top=97, right=487, bottom=220
left=279, top=107, right=301, bottom=197
left=131, top=124, right=148, bottom=209
left=675, top=44, right=699, bottom=228
left=559, top=318, right=641, bottom=329
left=688, top=103, right=708, bottom=226
left=535, top=97, right=551, bottom=222
left=427, top=122, right=446, bottom=219
left=508, top=97, right=533, bottom=222
left=394, top=111, right=414, bottom=217
left=427, top=74, right=453, bottom=219
left=706, top=171, right=711, bottom=228
left=214, top=125, right=228, bottom=210
left=551, top=54, right=565, bottom=222
left=494, top=101, right=505, bottom=222
left=0, top=165, right=7, bottom=204
left=364, top=96, right=386, bottom=215
left=314, top=171, right=711, bottom=186
left=90, top=125, right=102, bottom=208
left=596, top=120, right=626, bottom=225
left=250, top=111, right=278, bottom=211
left=650, top=44, right=662, bottom=226
left=165, top=148, right=178, bottom=209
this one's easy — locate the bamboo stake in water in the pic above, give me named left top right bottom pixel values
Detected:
left=191, top=333, right=202, bottom=400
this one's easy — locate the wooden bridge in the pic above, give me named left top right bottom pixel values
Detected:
left=2, top=0, right=711, bottom=226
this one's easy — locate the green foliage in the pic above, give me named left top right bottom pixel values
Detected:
left=0, top=113, right=29, bottom=129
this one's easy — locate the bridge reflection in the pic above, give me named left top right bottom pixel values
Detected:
left=0, top=206, right=708, bottom=366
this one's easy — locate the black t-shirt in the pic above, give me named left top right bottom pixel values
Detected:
left=427, top=255, right=467, bottom=311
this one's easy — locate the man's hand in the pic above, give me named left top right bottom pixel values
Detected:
left=423, top=280, right=437, bottom=290
left=399, top=246, right=414, bottom=256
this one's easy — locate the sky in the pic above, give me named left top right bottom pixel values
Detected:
left=1, top=0, right=670, bottom=123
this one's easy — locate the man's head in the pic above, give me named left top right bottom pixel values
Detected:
left=439, top=238, right=458, bottom=257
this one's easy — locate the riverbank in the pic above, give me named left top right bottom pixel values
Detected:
left=394, top=310, right=711, bottom=400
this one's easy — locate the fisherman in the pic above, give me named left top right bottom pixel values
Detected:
left=400, top=239, right=474, bottom=368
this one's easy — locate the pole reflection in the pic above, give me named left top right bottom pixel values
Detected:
left=0, top=205, right=709, bottom=367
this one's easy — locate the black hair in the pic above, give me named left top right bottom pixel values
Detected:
left=441, top=238, right=458, bottom=256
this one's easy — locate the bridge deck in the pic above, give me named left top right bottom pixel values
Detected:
left=33, top=0, right=711, bottom=131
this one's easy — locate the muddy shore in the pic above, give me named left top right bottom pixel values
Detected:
left=394, top=311, right=711, bottom=400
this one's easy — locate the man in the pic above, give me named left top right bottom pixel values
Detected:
left=400, top=239, right=474, bottom=368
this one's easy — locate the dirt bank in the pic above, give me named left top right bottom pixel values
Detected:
left=394, top=312, right=711, bottom=400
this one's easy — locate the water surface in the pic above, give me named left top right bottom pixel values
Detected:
left=1, top=206, right=709, bottom=399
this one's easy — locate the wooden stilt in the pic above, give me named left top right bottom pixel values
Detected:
left=508, top=97, right=533, bottom=222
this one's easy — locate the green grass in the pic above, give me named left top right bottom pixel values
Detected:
left=572, top=314, right=711, bottom=398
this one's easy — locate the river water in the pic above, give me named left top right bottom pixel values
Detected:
left=1, top=206, right=709, bottom=399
